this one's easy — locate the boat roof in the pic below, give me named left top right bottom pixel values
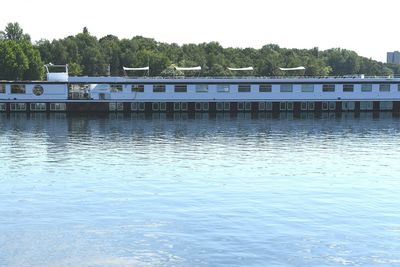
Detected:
left=1, top=75, right=400, bottom=84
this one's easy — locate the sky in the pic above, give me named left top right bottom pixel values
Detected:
left=0, top=0, right=399, bottom=62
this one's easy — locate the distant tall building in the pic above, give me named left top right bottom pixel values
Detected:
left=387, top=51, right=400, bottom=64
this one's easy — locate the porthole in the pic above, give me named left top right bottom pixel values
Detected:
left=33, top=85, right=44, bottom=96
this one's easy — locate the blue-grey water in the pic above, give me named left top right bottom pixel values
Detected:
left=1, top=112, right=400, bottom=267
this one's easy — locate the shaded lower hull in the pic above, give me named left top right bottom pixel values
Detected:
left=0, top=101, right=399, bottom=113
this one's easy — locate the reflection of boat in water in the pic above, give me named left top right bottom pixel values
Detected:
left=1, top=64, right=400, bottom=113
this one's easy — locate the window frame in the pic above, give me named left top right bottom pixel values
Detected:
left=280, top=84, right=293, bottom=93
left=259, top=84, right=272, bottom=93
left=238, top=84, right=251, bottom=93
left=343, top=84, right=354, bottom=92
left=153, top=84, right=166, bottom=93
left=11, top=84, right=26, bottom=94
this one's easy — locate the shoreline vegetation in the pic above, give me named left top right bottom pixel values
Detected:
left=0, top=22, right=399, bottom=80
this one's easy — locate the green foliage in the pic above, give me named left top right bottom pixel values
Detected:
left=161, top=64, right=184, bottom=77
left=0, top=22, right=398, bottom=80
left=0, top=40, right=43, bottom=80
left=2, top=22, right=30, bottom=41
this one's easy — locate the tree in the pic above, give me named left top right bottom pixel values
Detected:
left=0, top=40, right=29, bottom=80
left=1, top=21, right=397, bottom=79
left=20, top=41, right=44, bottom=80
left=3, top=22, right=30, bottom=41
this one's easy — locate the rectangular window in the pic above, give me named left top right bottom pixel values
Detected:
left=360, top=101, right=373, bottom=111
left=132, top=84, right=144, bottom=92
left=195, top=102, right=202, bottom=111
left=217, top=85, right=230, bottom=92
left=322, top=84, right=335, bottom=92
left=110, top=84, right=123, bottom=92
left=301, top=102, right=315, bottom=111
left=0, top=84, right=5, bottom=93
left=379, top=84, right=390, bottom=92
left=259, top=84, right=272, bottom=92
left=380, top=101, right=393, bottom=110
left=280, top=84, right=293, bottom=92
left=342, top=101, right=355, bottom=111
left=160, top=102, right=166, bottom=111
left=131, top=102, right=145, bottom=111
left=10, top=103, right=26, bottom=111
left=174, top=84, right=187, bottom=93
left=109, top=102, right=124, bottom=111
left=152, top=102, right=159, bottom=111
left=224, top=102, right=230, bottom=111
left=266, top=102, right=273, bottom=111
left=259, top=102, right=266, bottom=111
left=279, top=102, right=294, bottom=110
left=11, top=84, right=26, bottom=94
left=301, top=84, right=314, bottom=92
left=30, top=103, right=46, bottom=111
left=0, top=103, right=6, bottom=111
left=343, top=84, right=354, bottom=92
left=216, top=102, right=224, bottom=111
left=181, top=102, right=188, bottom=111
left=238, top=84, right=251, bottom=92
left=361, top=84, right=372, bottom=92
left=153, top=84, right=165, bottom=93
left=196, top=84, right=208, bottom=93
left=196, top=102, right=209, bottom=111
left=50, top=103, right=66, bottom=111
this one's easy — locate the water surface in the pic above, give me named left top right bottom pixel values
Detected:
left=1, top=113, right=400, bottom=266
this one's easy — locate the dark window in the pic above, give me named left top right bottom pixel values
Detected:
left=379, top=84, right=390, bottom=92
left=11, top=84, right=26, bottom=94
left=153, top=84, right=166, bottom=93
left=361, top=84, right=372, bottom=92
left=343, top=84, right=354, bottom=92
left=259, top=84, right=272, bottom=92
left=132, top=84, right=144, bottom=92
left=280, top=84, right=293, bottom=92
left=175, top=84, right=187, bottom=92
left=0, top=84, right=5, bottom=93
left=110, top=84, right=123, bottom=92
left=238, top=84, right=251, bottom=92
left=322, top=84, right=335, bottom=92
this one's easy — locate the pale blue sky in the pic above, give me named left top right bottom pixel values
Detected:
left=1, top=0, right=398, bottom=62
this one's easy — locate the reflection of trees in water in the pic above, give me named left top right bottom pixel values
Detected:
left=1, top=112, right=399, bottom=147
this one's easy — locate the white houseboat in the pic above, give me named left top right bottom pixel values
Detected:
left=0, top=65, right=399, bottom=113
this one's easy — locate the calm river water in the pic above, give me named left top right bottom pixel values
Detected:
left=1, top=112, right=400, bottom=267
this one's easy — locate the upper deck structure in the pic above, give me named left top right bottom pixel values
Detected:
left=1, top=65, right=400, bottom=113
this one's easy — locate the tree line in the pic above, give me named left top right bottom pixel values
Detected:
left=1, top=22, right=399, bottom=80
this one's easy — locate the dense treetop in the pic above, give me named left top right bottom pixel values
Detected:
left=0, top=22, right=399, bottom=80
